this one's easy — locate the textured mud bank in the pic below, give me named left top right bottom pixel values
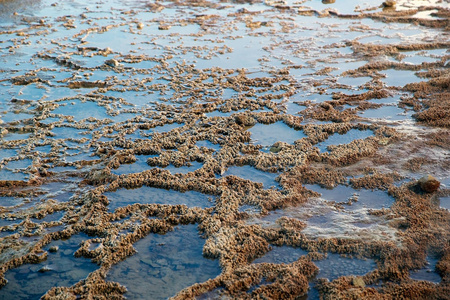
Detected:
left=0, top=0, right=449, bottom=299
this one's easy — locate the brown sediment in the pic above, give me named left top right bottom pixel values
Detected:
left=350, top=172, right=403, bottom=190
left=403, top=157, right=436, bottom=172
left=279, top=164, right=347, bottom=189
left=413, top=92, right=450, bottom=128
left=423, top=131, right=450, bottom=149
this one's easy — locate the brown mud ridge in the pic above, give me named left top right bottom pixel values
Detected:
left=0, top=0, right=449, bottom=299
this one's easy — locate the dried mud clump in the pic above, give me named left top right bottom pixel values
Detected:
left=413, top=92, right=450, bottom=128
left=404, top=71, right=450, bottom=128
left=403, top=157, right=436, bottom=172
left=279, top=165, right=347, bottom=189
left=350, top=172, right=402, bottom=190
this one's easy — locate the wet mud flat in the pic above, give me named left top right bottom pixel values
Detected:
left=0, top=0, right=449, bottom=299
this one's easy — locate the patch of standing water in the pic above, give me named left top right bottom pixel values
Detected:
left=112, top=155, right=157, bottom=175
left=400, top=51, right=441, bottom=64
left=0, top=111, right=34, bottom=123
left=50, top=100, right=110, bottom=122
left=50, top=126, right=90, bottom=140
left=4, top=158, right=32, bottom=170
left=336, top=76, right=372, bottom=88
left=248, top=121, right=307, bottom=147
left=195, top=140, right=221, bottom=151
left=0, top=234, right=99, bottom=300
left=0, top=217, right=19, bottom=228
left=0, top=196, right=22, bottom=208
left=253, top=246, right=308, bottom=264
left=304, top=184, right=395, bottom=211
left=34, top=180, right=81, bottom=202
left=359, top=105, right=412, bottom=122
left=438, top=195, right=450, bottom=211
left=105, top=186, right=214, bottom=212
left=356, top=35, right=403, bottom=45
left=314, top=253, right=377, bottom=281
left=315, top=129, right=373, bottom=153
left=31, top=210, right=65, bottom=224
left=411, top=9, right=443, bottom=20
left=222, top=165, right=279, bottom=189
left=0, top=169, right=28, bottom=181
left=370, top=94, right=406, bottom=105
left=106, top=224, right=221, bottom=300
left=284, top=101, right=305, bottom=115
left=82, top=27, right=141, bottom=55
left=64, top=151, right=98, bottom=163
left=0, top=149, right=16, bottom=161
left=409, top=256, right=441, bottom=283
left=1, top=132, right=30, bottom=141
left=380, top=69, right=422, bottom=87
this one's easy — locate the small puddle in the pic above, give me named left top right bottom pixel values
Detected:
left=409, top=256, right=441, bottom=283
left=34, top=180, right=81, bottom=202
left=0, top=169, right=28, bottom=181
left=222, top=165, right=279, bottom=189
left=315, top=129, right=373, bottom=152
left=304, top=184, right=395, bottom=210
left=1, top=132, right=31, bottom=141
left=0, top=149, right=17, bottom=161
left=0, top=234, right=99, bottom=300
left=195, top=140, right=221, bottom=151
left=412, top=9, right=442, bottom=20
left=359, top=105, right=412, bottom=121
left=0, top=196, right=22, bottom=208
left=4, top=159, right=32, bottom=170
left=439, top=195, right=450, bottom=210
left=51, top=100, right=110, bottom=122
left=150, top=122, right=184, bottom=134
left=105, top=186, right=214, bottom=211
left=205, top=109, right=266, bottom=118
left=314, top=253, right=377, bottom=281
left=337, top=76, right=372, bottom=87
left=239, top=204, right=262, bottom=215
left=31, top=210, right=65, bottom=224
left=50, top=126, right=91, bottom=140
left=65, top=152, right=98, bottom=163
left=248, top=121, right=307, bottom=147
left=285, top=101, right=305, bottom=115
left=112, top=155, right=157, bottom=175
left=253, top=246, right=308, bottom=264
left=381, top=69, right=421, bottom=87
left=0, top=111, right=34, bottom=123
left=106, top=224, right=221, bottom=300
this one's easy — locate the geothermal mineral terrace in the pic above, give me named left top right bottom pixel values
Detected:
left=0, top=0, right=449, bottom=299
